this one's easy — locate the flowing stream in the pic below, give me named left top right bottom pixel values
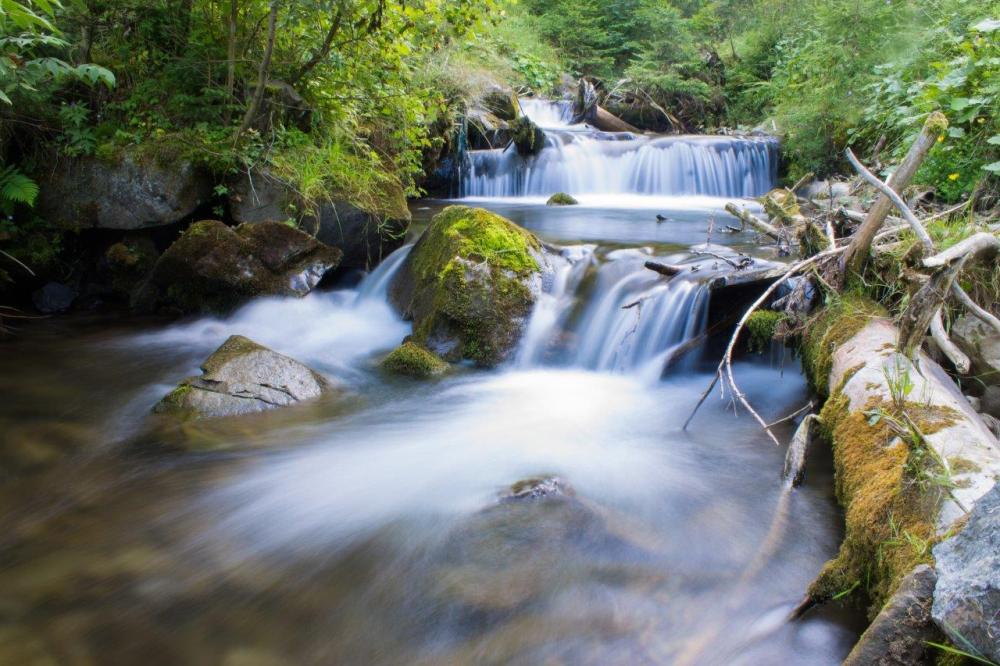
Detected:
left=0, top=101, right=862, bottom=664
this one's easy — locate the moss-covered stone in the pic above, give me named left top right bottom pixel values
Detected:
left=545, top=192, right=578, bottom=206
left=136, top=220, right=342, bottom=314
left=382, top=341, right=449, bottom=378
left=746, top=310, right=787, bottom=353
left=389, top=206, right=547, bottom=367
left=800, top=296, right=887, bottom=396
left=511, top=116, right=545, bottom=156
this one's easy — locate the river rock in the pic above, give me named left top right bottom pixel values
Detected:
left=511, top=115, right=546, bottom=156
left=228, top=170, right=410, bottom=271
left=35, top=152, right=210, bottom=230
left=931, top=483, right=1000, bottom=663
left=842, top=564, right=937, bottom=666
left=31, top=282, right=76, bottom=313
left=546, top=192, right=578, bottom=206
left=952, top=314, right=1000, bottom=385
left=381, top=341, right=449, bottom=379
left=135, top=220, right=341, bottom=314
left=388, top=206, right=554, bottom=367
left=153, top=335, right=332, bottom=420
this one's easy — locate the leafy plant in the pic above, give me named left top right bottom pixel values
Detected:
left=0, top=164, right=39, bottom=215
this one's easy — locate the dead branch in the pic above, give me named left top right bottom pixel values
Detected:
left=930, top=310, right=971, bottom=374
left=724, top=203, right=782, bottom=241
left=951, top=283, right=1000, bottom=335
left=923, top=232, right=1000, bottom=269
left=898, top=259, right=967, bottom=361
left=842, top=112, right=947, bottom=276
left=783, top=414, right=818, bottom=488
left=644, top=260, right=683, bottom=277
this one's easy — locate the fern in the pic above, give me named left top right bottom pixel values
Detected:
left=0, top=165, right=40, bottom=213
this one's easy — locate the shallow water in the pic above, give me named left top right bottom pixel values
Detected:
left=0, top=122, right=863, bottom=663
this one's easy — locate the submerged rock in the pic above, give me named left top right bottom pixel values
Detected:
left=546, top=192, right=578, bottom=206
left=381, top=341, right=449, bottom=379
left=31, top=282, right=76, bottom=313
left=932, top=483, right=1000, bottom=663
left=135, top=220, right=341, bottom=314
left=35, top=151, right=210, bottom=230
left=153, top=335, right=332, bottom=420
left=388, top=206, right=552, bottom=367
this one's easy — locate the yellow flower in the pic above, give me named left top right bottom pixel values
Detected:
left=978, top=118, right=985, bottom=124
left=937, top=135, right=945, bottom=142
left=948, top=173, right=960, bottom=181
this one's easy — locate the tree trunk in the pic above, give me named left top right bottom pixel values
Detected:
left=224, top=0, right=238, bottom=124
left=841, top=112, right=947, bottom=279
left=235, top=0, right=278, bottom=143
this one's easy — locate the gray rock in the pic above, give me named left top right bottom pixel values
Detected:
left=36, top=152, right=210, bottom=230
left=932, top=483, right=1000, bottom=663
left=153, top=335, right=332, bottom=420
left=31, top=282, right=76, bottom=313
left=952, top=315, right=1000, bottom=385
left=981, top=385, right=1000, bottom=420
left=228, top=170, right=410, bottom=271
left=843, top=564, right=937, bottom=666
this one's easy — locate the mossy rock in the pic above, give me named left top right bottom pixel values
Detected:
left=546, top=192, right=578, bottom=206
left=382, top=341, right=449, bottom=379
left=135, top=220, right=342, bottom=314
left=511, top=116, right=546, bottom=156
left=388, top=206, right=550, bottom=367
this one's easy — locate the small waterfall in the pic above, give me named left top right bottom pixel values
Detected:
left=356, top=244, right=412, bottom=302
left=461, top=134, right=778, bottom=198
left=460, top=98, right=777, bottom=199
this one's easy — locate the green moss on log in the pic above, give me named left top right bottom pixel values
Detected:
left=746, top=310, right=787, bottom=353
left=382, top=341, right=449, bottom=378
left=800, top=296, right=886, bottom=396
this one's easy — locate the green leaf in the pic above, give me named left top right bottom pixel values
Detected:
left=987, top=135, right=1000, bottom=146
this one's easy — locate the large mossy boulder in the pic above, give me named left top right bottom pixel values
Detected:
left=135, top=220, right=341, bottom=314
left=546, top=192, right=578, bottom=206
left=35, top=151, right=211, bottom=230
left=228, top=169, right=410, bottom=271
left=389, top=206, right=550, bottom=367
left=511, top=115, right=546, bottom=156
left=153, top=335, right=332, bottom=420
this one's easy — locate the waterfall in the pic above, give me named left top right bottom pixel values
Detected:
left=460, top=99, right=777, bottom=199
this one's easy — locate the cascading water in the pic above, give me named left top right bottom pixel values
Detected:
left=461, top=98, right=778, bottom=199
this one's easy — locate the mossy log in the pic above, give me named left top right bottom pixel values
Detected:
left=801, top=303, right=1000, bottom=615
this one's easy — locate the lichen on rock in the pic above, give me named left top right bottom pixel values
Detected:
left=389, top=205, right=551, bottom=367
left=382, top=341, right=449, bottom=379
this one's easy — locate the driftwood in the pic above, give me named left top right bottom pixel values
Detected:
left=644, top=260, right=683, bottom=277
left=724, top=203, right=782, bottom=240
left=897, top=259, right=967, bottom=362
left=782, top=414, right=818, bottom=488
left=842, top=112, right=947, bottom=277
left=923, top=232, right=1000, bottom=269
left=930, top=310, right=971, bottom=374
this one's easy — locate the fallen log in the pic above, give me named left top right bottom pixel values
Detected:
left=590, top=105, right=641, bottom=133
left=724, top=203, right=782, bottom=241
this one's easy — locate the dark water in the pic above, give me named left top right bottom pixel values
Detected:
left=0, top=197, right=862, bottom=664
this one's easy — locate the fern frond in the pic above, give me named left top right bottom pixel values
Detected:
left=0, top=165, right=40, bottom=207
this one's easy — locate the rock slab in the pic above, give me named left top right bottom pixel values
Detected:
left=154, top=335, right=331, bottom=420
left=932, top=483, right=1000, bottom=663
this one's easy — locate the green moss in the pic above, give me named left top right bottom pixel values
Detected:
left=404, top=206, right=542, bottom=367
left=511, top=115, right=545, bottom=155
left=746, top=310, right=787, bottom=353
left=809, top=393, right=948, bottom=616
left=800, top=296, right=886, bottom=396
left=382, top=341, right=449, bottom=378
left=546, top=192, right=578, bottom=206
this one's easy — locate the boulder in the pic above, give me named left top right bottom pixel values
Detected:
left=388, top=206, right=552, bottom=367
left=381, top=341, right=449, bottom=379
left=36, top=152, right=210, bottom=230
left=31, top=282, right=76, bottom=313
left=981, top=385, right=1000, bottom=420
left=153, top=335, right=332, bottom=420
left=932, top=483, right=1000, bottom=664
left=478, top=85, right=519, bottom=122
left=842, top=565, right=938, bottom=666
left=135, top=220, right=341, bottom=314
left=511, top=115, right=546, bottom=156
left=466, top=106, right=511, bottom=150
left=101, top=235, right=160, bottom=296
left=228, top=170, right=410, bottom=271
left=952, top=314, right=1000, bottom=385
left=546, top=192, right=578, bottom=206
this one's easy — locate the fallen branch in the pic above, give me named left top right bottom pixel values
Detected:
left=923, top=232, right=1000, bottom=269
left=898, top=259, right=967, bottom=361
left=725, top=203, right=782, bottom=241
left=644, top=260, right=683, bottom=277
left=951, top=283, right=1000, bottom=336
left=783, top=414, right=818, bottom=488
left=842, top=112, right=947, bottom=276
left=930, top=309, right=971, bottom=374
